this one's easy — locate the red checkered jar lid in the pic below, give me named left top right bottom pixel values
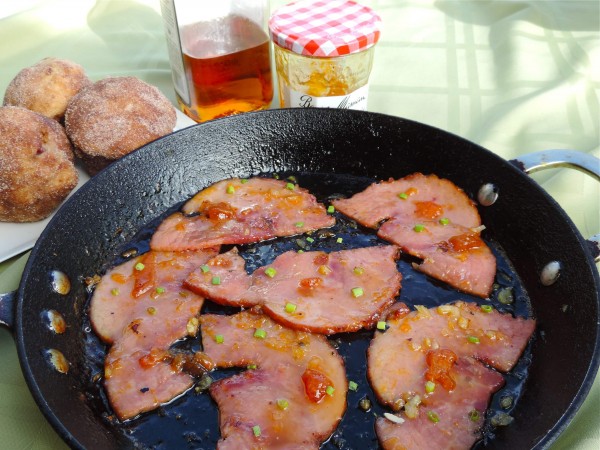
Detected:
left=269, top=0, right=382, bottom=57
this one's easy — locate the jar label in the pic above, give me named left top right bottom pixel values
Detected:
left=283, top=84, right=369, bottom=110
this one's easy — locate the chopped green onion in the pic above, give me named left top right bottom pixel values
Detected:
left=240, top=178, right=249, bottom=184
left=285, top=302, right=297, bottom=314
left=306, top=237, right=315, bottom=243
left=397, top=192, right=408, bottom=200
left=111, top=288, right=119, bottom=296
left=353, top=267, right=364, bottom=275
left=327, top=205, right=335, bottom=214
left=286, top=182, right=295, bottom=190
left=348, top=381, right=358, bottom=392
left=273, top=173, right=280, bottom=179
left=427, top=411, right=440, bottom=423
left=481, top=304, right=493, bottom=313
left=200, top=264, right=210, bottom=273
left=297, top=250, right=304, bottom=254
left=135, top=262, right=145, bottom=271
left=295, top=221, right=304, bottom=228
left=265, top=267, right=277, bottom=278
left=326, top=386, right=335, bottom=396
left=277, top=398, right=289, bottom=410
left=425, top=381, right=436, bottom=393
left=469, top=409, right=480, bottom=422
left=467, top=335, right=480, bottom=344
left=439, top=217, right=450, bottom=225
left=147, top=307, right=156, bottom=315
left=352, top=287, right=364, bottom=298
left=155, top=286, right=165, bottom=294
left=226, top=185, right=235, bottom=194
left=336, top=237, right=343, bottom=244
left=211, top=276, right=221, bottom=285
left=413, top=224, right=426, bottom=232
left=252, top=425, right=261, bottom=437
left=254, top=328, right=267, bottom=339
left=247, top=364, right=257, bottom=370
left=215, top=334, right=224, bottom=344
left=377, top=321, right=387, bottom=331
left=287, top=175, right=297, bottom=182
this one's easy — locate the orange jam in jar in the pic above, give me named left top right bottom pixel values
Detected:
left=269, top=0, right=382, bottom=110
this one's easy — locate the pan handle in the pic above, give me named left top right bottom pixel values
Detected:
left=510, top=149, right=600, bottom=263
left=0, top=291, right=15, bottom=330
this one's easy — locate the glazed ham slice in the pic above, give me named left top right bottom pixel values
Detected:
left=150, top=177, right=335, bottom=251
left=185, top=245, right=402, bottom=334
left=201, top=310, right=347, bottom=449
left=89, top=249, right=218, bottom=420
left=368, top=301, right=535, bottom=449
left=332, top=173, right=496, bottom=297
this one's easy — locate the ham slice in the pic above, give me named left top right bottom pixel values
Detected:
left=150, top=177, right=335, bottom=251
left=201, top=310, right=347, bottom=449
left=368, top=301, right=535, bottom=449
left=185, top=245, right=402, bottom=334
left=89, top=249, right=218, bottom=420
left=332, top=173, right=496, bottom=297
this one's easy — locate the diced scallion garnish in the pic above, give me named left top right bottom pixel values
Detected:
left=240, top=178, right=249, bottom=184
left=327, top=205, right=335, bottom=213
left=413, top=224, right=426, bottom=232
left=285, top=302, right=297, bottom=313
left=326, top=386, right=335, bottom=396
left=252, top=425, right=261, bottom=437
left=135, top=262, right=145, bottom=271
left=211, top=276, right=221, bottom=285
left=353, top=267, right=364, bottom=275
left=467, top=335, right=480, bottom=344
left=215, top=334, right=224, bottom=344
left=351, top=287, right=364, bottom=298
left=348, top=381, right=358, bottom=391
left=439, top=217, right=450, bottom=225
left=247, top=364, right=257, bottom=370
left=427, top=411, right=440, bottom=423
left=147, top=307, right=156, bottom=315
left=481, top=304, right=493, bottom=313
left=254, top=328, right=267, bottom=339
left=277, top=398, right=289, bottom=410
left=306, top=237, right=315, bottom=243
left=200, top=265, right=210, bottom=273
left=286, top=182, right=295, bottom=190
left=295, top=221, right=304, bottom=228
left=336, top=237, right=343, bottom=244
left=397, top=192, right=408, bottom=200
left=155, top=286, right=165, bottom=294
left=377, top=321, right=387, bottom=331
left=111, top=288, right=119, bottom=296
left=265, top=267, right=277, bottom=278
left=469, top=409, right=480, bottom=422
left=425, top=381, right=436, bottom=393
left=226, top=185, right=235, bottom=194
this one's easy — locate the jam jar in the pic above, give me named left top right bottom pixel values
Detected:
left=269, top=0, right=382, bottom=110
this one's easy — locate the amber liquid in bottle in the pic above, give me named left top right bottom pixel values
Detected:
left=177, top=15, right=273, bottom=122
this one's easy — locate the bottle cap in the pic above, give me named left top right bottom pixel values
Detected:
left=269, top=0, right=382, bottom=57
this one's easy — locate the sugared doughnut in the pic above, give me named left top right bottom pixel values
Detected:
left=3, top=57, right=91, bottom=121
left=0, top=106, right=78, bottom=222
left=65, top=77, right=176, bottom=175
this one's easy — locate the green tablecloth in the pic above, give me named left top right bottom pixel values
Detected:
left=0, top=1, right=598, bottom=449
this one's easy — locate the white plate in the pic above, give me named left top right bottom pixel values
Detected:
left=0, top=109, right=196, bottom=263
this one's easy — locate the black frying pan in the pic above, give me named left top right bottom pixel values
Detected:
left=1, top=108, right=599, bottom=449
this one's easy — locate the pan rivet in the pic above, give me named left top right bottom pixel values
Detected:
left=540, top=261, right=561, bottom=286
left=45, top=349, right=70, bottom=374
left=45, top=310, right=67, bottom=334
left=478, top=183, right=498, bottom=206
left=50, top=270, right=71, bottom=295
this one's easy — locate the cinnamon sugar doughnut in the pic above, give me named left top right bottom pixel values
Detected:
left=65, top=77, right=176, bottom=175
left=3, top=57, right=91, bottom=121
left=0, top=106, right=78, bottom=222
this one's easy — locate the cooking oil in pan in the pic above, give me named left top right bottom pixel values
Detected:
left=81, top=172, right=534, bottom=449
